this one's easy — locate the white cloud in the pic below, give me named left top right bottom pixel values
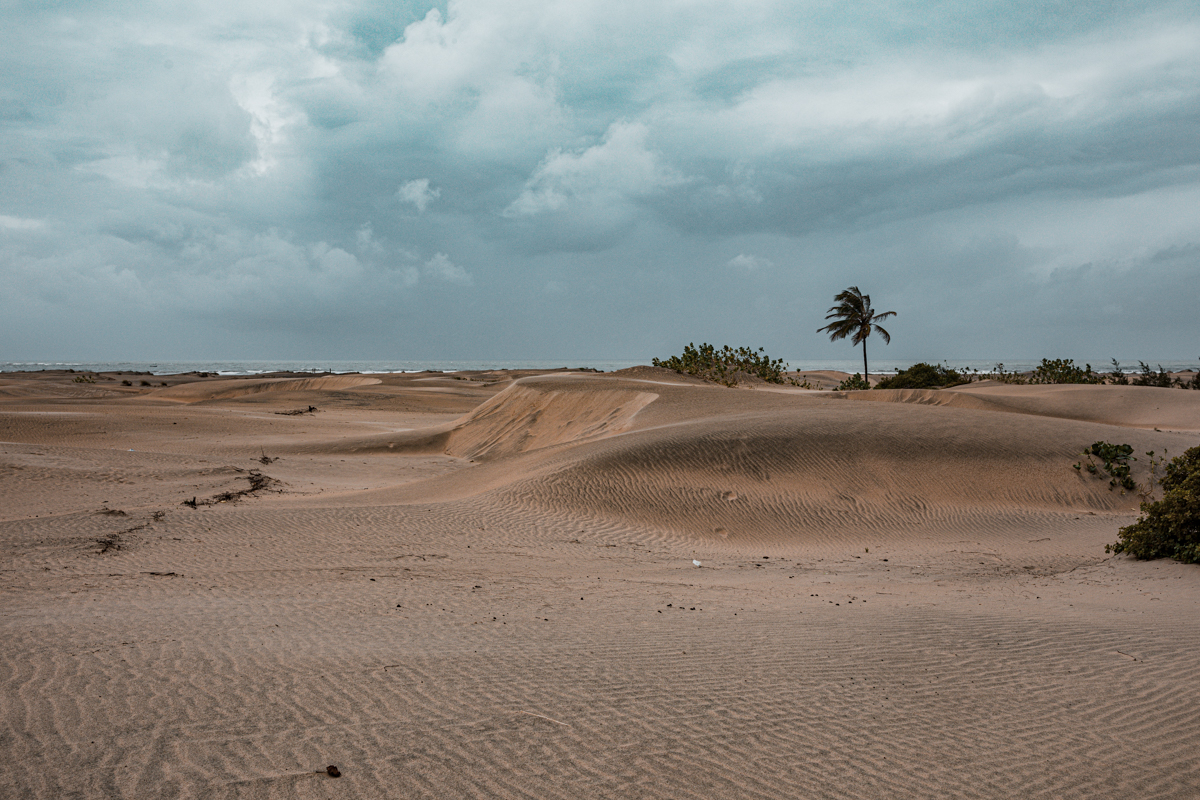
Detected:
left=229, top=72, right=306, bottom=176
left=423, top=252, right=473, bottom=286
left=398, top=179, right=440, bottom=213
left=728, top=254, right=772, bottom=270
left=355, top=222, right=382, bottom=255
left=0, top=215, right=45, bottom=231
left=504, top=122, right=686, bottom=218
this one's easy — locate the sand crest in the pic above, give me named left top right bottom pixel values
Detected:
left=2, top=368, right=1199, bottom=798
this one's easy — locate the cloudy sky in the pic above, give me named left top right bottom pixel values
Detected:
left=2, top=0, right=1198, bottom=364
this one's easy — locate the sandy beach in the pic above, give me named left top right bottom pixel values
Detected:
left=3, top=367, right=1200, bottom=799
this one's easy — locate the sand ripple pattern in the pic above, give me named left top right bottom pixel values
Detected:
left=5, top=552, right=1200, bottom=800
left=4, top=371, right=1200, bottom=798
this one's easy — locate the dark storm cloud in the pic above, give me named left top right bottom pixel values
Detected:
left=1, top=0, right=1198, bottom=361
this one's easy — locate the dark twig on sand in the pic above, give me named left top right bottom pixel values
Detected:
left=275, top=406, right=318, bottom=416
left=181, top=470, right=280, bottom=508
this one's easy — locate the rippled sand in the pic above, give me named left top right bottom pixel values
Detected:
left=3, top=367, right=1199, bottom=799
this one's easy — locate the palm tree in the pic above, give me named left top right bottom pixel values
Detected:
left=817, top=286, right=896, bottom=381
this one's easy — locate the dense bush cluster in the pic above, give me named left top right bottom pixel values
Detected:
left=1108, top=446, right=1200, bottom=563
left=652, top=343, right=789, bottom=386
left=874, top=362, right=968, bottom=390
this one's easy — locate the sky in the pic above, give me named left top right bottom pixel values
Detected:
left=2, top=0, right=1198, bottom=365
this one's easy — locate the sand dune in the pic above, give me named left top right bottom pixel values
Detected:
left=3, top=368, right=1200, bottom=799
left=444, top=381, right=658, bottom=460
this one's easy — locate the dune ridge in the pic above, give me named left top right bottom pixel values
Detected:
left=444, top=381, right=659, bottom=460
left=851, top=382, right=1200, bottom=431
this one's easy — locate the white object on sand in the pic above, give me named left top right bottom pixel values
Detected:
left=693, top=559, right=702, bottom=567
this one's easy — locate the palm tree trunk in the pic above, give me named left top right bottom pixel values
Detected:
left=862, top=340, right=868, bottom=383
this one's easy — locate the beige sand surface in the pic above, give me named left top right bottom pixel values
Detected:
left=3, top=368, right=1199, bottom=799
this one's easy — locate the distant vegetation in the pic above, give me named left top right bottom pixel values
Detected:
left=1107, top=446, right=1200, bottom=563
left=1130, top=361, right=1192, bottom=388
left=652, top=343, right=790, bottom=387
left=883, top=358, right=1199, bottom=389
left=875, top=362, right=969, bottom=390
left=651, top=342, right=1198, bottom=392
left=1029, top=358, right=1103, bottom=384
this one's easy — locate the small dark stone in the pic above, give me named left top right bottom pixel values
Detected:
left=326, top=765, right=341, bottom=778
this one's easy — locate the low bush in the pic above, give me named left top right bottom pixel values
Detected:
left=1107, top=359, right=1129, bottom=385
left=1074, top=441, right=1136, bottom=491
left=1107, top=446, right=1200, bottom=563
left=1030, top=358, right=1102, bottom=384
left=652, top=343, right=789, bottom=387
left=1132, top=361, right=1174, bottom=388
left=874, top=362, right=969, bottom=390
left=836, top=373, right=870, bottom=391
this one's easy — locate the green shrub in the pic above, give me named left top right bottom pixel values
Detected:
left=1030, top=358, right=1102, bottom=384
left=652, top=343, right=789, bottom=387
left=836, top=373, right=870, bottom=391
left=1074, top=441, right=1136, bottom=491
left=1107, top=359, right=1129, bottom=385
left=1132, top=361, right=1174, bottom=388
left=1107, top=446, right=1200, bottom=562
left=874, top=362, right=969, bottom=390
